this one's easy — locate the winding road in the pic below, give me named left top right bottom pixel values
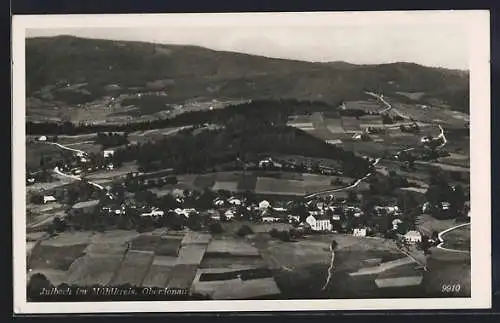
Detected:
left=46, top=142, right=87, bottom=155
left=304, top=158, right=381, bottom=199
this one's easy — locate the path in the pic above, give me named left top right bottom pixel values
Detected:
left=46, top=142, right=87, bottom=155
left=304, top=158, right=380, bottom=199
left=436, top=222, right=470, bottom=253
left=321, top=243, right=336, bottom=290
left=53, top=167, right=106, bottom=191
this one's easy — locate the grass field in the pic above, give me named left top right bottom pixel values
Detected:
left=66, top=253, right=124, bottom=286
left=166, top=264, right=199, bottom=289
left=155, top=236, right=183, bottom=257
left=422, top=248, right=471, bottom=297
left=28, top=243, right=88, bottom=271
left=441, top=224, right=470, bottom=251
left=181, top=232, right=212, bottom=245
left=110, top=250, right=155, bottom=286
left=131, top=234, right=162, bottom=252
left=416, top=214, right=457, bottom=236
left=141, top=263, right=174, bottom=288
left=254, top=177, right=305, bottom=196
left=26, top=142, right=66, bottom=169
left=176, top=244, right=208, bottom=266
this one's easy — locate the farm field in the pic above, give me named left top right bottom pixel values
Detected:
left=26, top=142, right=67, bottom=169
left=344, top=100, right=383, bottom=113
left=159, top=171, right=351, bottom=198
left=110, top=250, right=155, bottom=286
left=66, top=253, right=124, bottom=286
left=83, top=163, right=139, bottom=182
left=441, top=224, right=471, bottom=252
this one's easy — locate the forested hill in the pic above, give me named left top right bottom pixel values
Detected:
left=26, top=36, right=469, bottom=113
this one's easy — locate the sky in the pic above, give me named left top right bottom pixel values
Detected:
left=24, top=13, right=471, bottom=70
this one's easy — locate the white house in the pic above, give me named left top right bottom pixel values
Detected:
left=228, top=198, right=242, bottom=206
left=37, top=135, right=47, bottom=142
left=404, top=230, right=422, bottom=243
left=103, top=150, right=115, bottom=158
left=224, top=210, right=235, bottom=220
left=440, top=201, right=451, bottom=211
left=148, top=208, right=164, bottom=217
left=422, top=202, right=432, bottom=213
left=287, top=215, right=301, bottom=223
left=306, top=214, right=332, bottom=232
left=272, top=207, right=287, bottom=212
left=392, top=219, right=403, bottom=230
left=43, top=195, right=56, bottom=204
left=259, top=200, right=271, bottom=210
left=213, top=198, right=225, bottom=207
left=262, top=216, right=281, bottom=223
left=353, top=228, right=367, bottom=237
left=352, top=133, right=362, bottom=140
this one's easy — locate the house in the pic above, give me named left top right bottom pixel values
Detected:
left=392, top=219, right=403, bottom=230
left=420, top=136, right=432, bottom=144
left=213, top=198, right=225, bottom=207
left=440, top=201, right=451, bottom=211
left=258, top=157, right=282, bottom=169
left=106, top=163, right=114, bottom=171
left=141, top=208, right=164, bottom=217
left=43, top=195, right=56, bottom=204
left=287, top=215, right=301, bottom=223
left=103, top=150, right=115, bottom=158
left=353, top=228, right=367, bottom=237
left=272, top=207, right=287, bottom=212
left=352, top=133, right=362, bottom=140
left=374, top=205, right=400, bottom=216
left=228, top=197, right=242, bottom=206
left=27, top=178, right=35, bottom=185
left=37, top=135, right=47, bottom=142
left=422, top=202, right=432, bottom=213
left=262, top=216, right=281, bottom=223
left=224, top=209, right=235, bottom=220
left=259, top=200, right=271, bottom=210
left=404, top=230, right=422, bottom=243
left=306, top=214, right=332, bottom=232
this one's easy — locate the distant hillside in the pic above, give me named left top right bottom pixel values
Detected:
left=26, top=35, right=470, bottom=113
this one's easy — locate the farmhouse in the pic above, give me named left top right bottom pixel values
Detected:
left=374, top=205, right=400, bottom=216
left=103, top=149, right=115, bottom=158
left=392, top=219, right=403, bottom=230
left=224, top=209, right=235, bottom=220
left=213, top=198, right=225, bottom=207
left=43, top=195, right=57, bottom=204
left=353, top=228, right=367, bottom=237
left=140, top=207, right=164, bottom=217
left=228, top=197, right=242, bottom=206
left=404, top=230, right=422, bottom=243
left=306, top=214, right=332, bottom=232
left=259, top=200, right=271, bottom=210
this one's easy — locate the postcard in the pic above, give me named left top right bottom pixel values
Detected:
left=12, top=10, right=491, bottom=313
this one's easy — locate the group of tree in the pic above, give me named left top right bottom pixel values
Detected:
left=95, top=132, right=129, bottom=148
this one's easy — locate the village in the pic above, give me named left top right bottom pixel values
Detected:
left=27, top=132, right=467, bottom=251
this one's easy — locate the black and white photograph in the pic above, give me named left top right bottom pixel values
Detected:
left=12, top=11, right=491, bottom=313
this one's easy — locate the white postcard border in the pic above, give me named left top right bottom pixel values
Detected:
left=12, top=10, right=491, bottom=313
